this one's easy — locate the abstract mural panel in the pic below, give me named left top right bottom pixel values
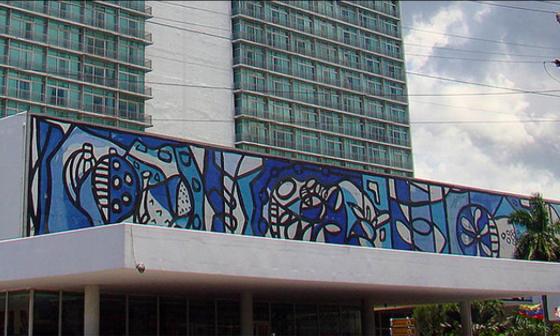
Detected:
left=27, top=116, right=560, bottom=258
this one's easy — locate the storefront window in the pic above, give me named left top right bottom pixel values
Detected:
left=254, top=302, right=271, bottom=336
left=340, top=306, right=362, bottom=336
left=33, top=291, right=59, bottom=335
left=216, top=300, right=240, bottom=336
left=189, top=300, right=215, bottom=336
left=0, top=292, right=5, bottom=335
left=160, top=297, right=187, bottom=336
left=296, top=304, right=318, bottom=335
left=319, top=305, right=340, bottom=335
left=7, top=291, right=29, bottom=336
left=100, top=294, right=126, bottom=336
left=61, top=292, right=84, bottom=335
left=129, top=296, right=157, bottom=336
left=271, top=303, right=295, bottom=336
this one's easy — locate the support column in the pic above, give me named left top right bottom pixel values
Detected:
left=460, top=301, right=473, bottom=336
left=361, top=298, right=376, bottom=336
left=84, top=285, right=100, bottom=336
left=240, top=292, right=253, bottom=336
left=28, top=290, right=34, bottom=336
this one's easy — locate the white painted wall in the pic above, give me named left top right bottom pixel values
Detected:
left=145, top=1, right=235, bottom=147
left=0, top=113, right=27, bottom=240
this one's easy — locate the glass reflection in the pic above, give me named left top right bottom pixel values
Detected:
left=33, top=291, right=59, bottom=336
left=7, top=291, right=29, bottom=336
left=129, top=296, right=157, bottom=336
left=254, top=302, right=270, bottom=336
left=296, top=304, right=318, bottom=336
left=270, top=303, right=296, bottom=336
left=0, top=293, right=5, bottom=336
left=189, top=300, right=215, bottom=336
left=216, top=300, right=240, bottom=336
left=340, top=306, right=361, bottom=336
left=61, top=292, right=84, bottom=336
left=319, top=305, right=339, bottom=335
left=100, top=294, right=126, bottom=336
left=159, top=297, right=187, bottom=336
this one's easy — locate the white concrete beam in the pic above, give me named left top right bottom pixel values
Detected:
left=0, top=224, right=559, bottom=305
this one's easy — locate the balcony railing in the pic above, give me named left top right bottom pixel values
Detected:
left=233, top=1, right=402, bottom=52
left=0, top=82, right=151, bottom=125
left=234, top=56, right=406, bottom=103
left=344, top=1, right=400, bottom=18
left=236, top=129, right=411, bottom=168
left=118, top=109, right=152, bottom=124
left=0, top=25, right=150, bottom=70
left=233, top=29, right=403, bottom=83
left=144, top=58, right=152, bottom=70
left=0, top=54, right=151, bottom=97
left=2, top=1, right=152, bottom=41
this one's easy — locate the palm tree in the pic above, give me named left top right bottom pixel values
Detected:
left=509, top=193, right=560, bottom=262
left=508, top=193, right=560, bottom=325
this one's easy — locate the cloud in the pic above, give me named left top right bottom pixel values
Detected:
left=402, top=1, right=560, bottom=199
left=405, top=4, right=469, bottom=70
left=412, top=126, right=560, bottom=197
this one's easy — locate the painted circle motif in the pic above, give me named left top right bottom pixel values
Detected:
left=92, top=150, right=140, bottom=223
left=456, top=205, right=499, bottom=257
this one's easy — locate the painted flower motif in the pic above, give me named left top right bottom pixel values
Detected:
left=348, top=202, right=390, bottom=247
left=456, top=205, right=499, bottom=257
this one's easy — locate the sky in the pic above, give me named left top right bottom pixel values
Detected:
left=400, top=1, right=560, bottom=199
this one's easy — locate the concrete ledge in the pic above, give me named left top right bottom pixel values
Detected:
left=1, top=224, right=559, bottom=304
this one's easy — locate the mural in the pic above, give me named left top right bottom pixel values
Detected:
left=27, top=116, right=560, bottom=258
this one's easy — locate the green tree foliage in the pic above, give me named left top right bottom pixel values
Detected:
left=413, top=304, right=448, bottom=336
left=413, top=301, right=506, bottom=336
left=504, top=315, right=549, bottom=336
left=509, top=193, right=560, bottom=262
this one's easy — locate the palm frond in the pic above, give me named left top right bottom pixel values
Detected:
left=512, top=193, right=560, bottom=262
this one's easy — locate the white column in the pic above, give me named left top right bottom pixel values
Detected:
left=28, top=290, right=34, bottom=336
left=361, top=298, right=376, bottom=336
left=240, top=292, right=253, bottom=336
left=460, top=301, right=473, bottom=336
left=84, top=285, right=100, bottom=336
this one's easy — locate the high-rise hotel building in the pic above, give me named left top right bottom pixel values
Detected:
left=0, top=0, right=152, bottom=130
left=231, top=1, right=412, bottom=177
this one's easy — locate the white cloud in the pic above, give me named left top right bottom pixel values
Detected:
left=412, top=126, right=560, bottom=198
left=405, top=2, right=491, bottom=71
left=403, top=2, right=560, bottom=199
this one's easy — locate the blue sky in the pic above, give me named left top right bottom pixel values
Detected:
left=401, top=1, right=560, bottom=198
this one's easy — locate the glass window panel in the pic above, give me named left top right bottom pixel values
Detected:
left=318, top=305, right=339, bottom=335
left=100, top=294, right=126, bottom=336
left=33, top=291, right=59, bottom=336
left=189, top=300, right=215, bottom=336
left=270, top=303, right=295, bottom=336
left=254, top=302, right=270, bottom=336
left=128, top=296, right=157, bottom=336
left=216, top=300, right=240, bottom=336
left=296, top=304, right=318, bottom=336
left=0, top=292, right=5, bottom=335
left=7, top=291, right=29, bottom=336
left=61, top=292, right=84, bottom=336
left=254, top=302, right=269, bottom=322
left=340, top=306, right=361, bottom=336
left=159, top=297, right=187, bottom=336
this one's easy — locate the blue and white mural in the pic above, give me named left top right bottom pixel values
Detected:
left=27, top=116, right=560, bottom=258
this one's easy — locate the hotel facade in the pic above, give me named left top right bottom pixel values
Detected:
left=147, top=0, right=412, bottom=176
left=0, top=0, right=152, bottom=130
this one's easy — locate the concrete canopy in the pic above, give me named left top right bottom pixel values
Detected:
left=1, top=223, right=559, bottom=305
